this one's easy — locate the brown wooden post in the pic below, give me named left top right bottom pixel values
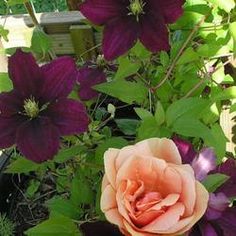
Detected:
left=70, top=25, right=96, bottom=60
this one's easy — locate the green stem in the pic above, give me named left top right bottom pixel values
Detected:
left=152, top=13, right=210, bottom=92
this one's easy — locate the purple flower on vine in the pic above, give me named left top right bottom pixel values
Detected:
left=0, top=49, right=89, bottom=163
left=77, top=63, right=106, bottom=101
left=79, top=0, right=184, bottom=60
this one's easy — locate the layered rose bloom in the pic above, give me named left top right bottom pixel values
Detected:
left=101, top=138, right=209, bottom=235
left=79, top=0, right=185, bottom=60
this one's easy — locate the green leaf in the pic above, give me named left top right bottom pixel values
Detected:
left=0, top=73, right=13, bottom=92
left=211, top=86, right=236, bottom=101
left=94, top=80, right=148, bottom=104
left=95, top=137, right=128, bottom=164
left=54, top=146, right=86, bottom=163
left=137, top=117, right=160, bottom=140
left=26, top=180, right=40, bottom=198
left=70, top=173, right=94, bottom=205
left=155, top=101, right=165, bottom=125
left=115, top=119, right=140, bottom=135
left=159, top=51, right=169, bottom=68
left=5, top=157, right=42, bottom=174
left=202, top=173, right=229, bottom=192
left=47, top=197, right=81, bottom=220
left=131, top=41, right=151, bottom=58
left=172, top=117, right=213, bottom=141
left=230, top=103, right=236, bottom=113
left=166, top=98, right=210, bottom=127
left=205, top=0, right=235, bottom=12
left=230, top=22, right=236, bottom=56
left=31, top=27, right=52, bottom=56
left=134, top=108, right=153, bottom=120
left=7, top=0, right=28, bottom=6
left=25, top=215, right=80, bottom=236
left=177, top=47, right=199, bottom=65
left=114, top=57, right=140, bottom=80
left=0, top=25, right=9, bottom=42
left=206, top=124, right=227, bottom=162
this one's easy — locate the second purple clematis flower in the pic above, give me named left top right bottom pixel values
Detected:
left=79, top=0, right=184, bottom=60
left=0, top=49, right=89, bottom=163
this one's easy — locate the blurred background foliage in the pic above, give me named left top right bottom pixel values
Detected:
left=0, top=0, right=67, bottom=15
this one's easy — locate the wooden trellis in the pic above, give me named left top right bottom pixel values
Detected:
left=0, top=11, right=100, bottom=59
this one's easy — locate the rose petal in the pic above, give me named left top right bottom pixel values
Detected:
left=173, top=182, right=209, bottom=235
left=139, top=13, right=170, bottom=53
left=116, top=155, right=167, bottom=191
left=40, top=56, right=77, bottom=101
left=142, top=202, right=185, bottom=232
left=47, top=98, right=89, bottom=136
left=160, top=166, right=182, bottom=196
left=102, top=17, right=139, bottom=60
left=8, top=49, right=42, bottom=97
left=175, top=164, right=196, bottom=216
left=79, top=0, right=123, bottom=25
left=104, top=148, right=120, bottom=189
left=192, top=148, right=216, bottom=181
left=135, top=138, right=182, bottom=165
left=101, top=184, right=117, bottom=212
left=101, top=174, right=109, bottom=192
left=16, top=117, right=60, bottom=163
left=105, top=209, right=124, bottom=231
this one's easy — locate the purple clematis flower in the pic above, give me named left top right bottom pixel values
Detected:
left=77, top=64, right=106, bottom=101
left=79, top=0, right=185, bottom=60
left=0, top=49, right=89, bottom=163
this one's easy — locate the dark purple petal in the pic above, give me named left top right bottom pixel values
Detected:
left=79, top=0, right=123, bottom=25
left=191, top=148, right=216, bottom=181
left=47, top=98, right=89, bottom=136
left=0, top=115, right=24, bottom=148
left=8, top=49, right=42, bottom=97
left=199, top=222, right=218, bottom=236
left=0, top=91, right=23, bottom=117
left=205, top=193, right=229, bottom=220
left=152, top=0, right=184, bottom=24
left=172, top=136, right=196, bottom=164
left=77, top=66, right=106, bottom=100
left=102, top=17, right=139, bottom=60
left=16, top=117, right=60, bottom=163
left=40, top=56, right=77, bottom=101
left=217, top=207, right=236, bottom=236
left=213, top=159, right=236, bottom=198
left=139, top=13, right=170, bottom=52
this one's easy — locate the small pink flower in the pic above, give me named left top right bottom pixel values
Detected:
left=100, top=138, right=209, bottom=236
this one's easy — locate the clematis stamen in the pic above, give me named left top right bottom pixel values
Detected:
left=23, top=96, right=40, bottom=118
left=128, top=0, right=146, bottom=21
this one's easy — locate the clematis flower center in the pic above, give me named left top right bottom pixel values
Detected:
left=23, top=97, right=40, bottom=118
left=128, top=0, right=146, bottom=21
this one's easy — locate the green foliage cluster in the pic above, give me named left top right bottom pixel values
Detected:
left=0, top=0, right=67, bottom=15
left=0, top=214, right=15, bottom=236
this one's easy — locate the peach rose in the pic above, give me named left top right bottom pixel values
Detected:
left=100, top=138, right=209, bottom=236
